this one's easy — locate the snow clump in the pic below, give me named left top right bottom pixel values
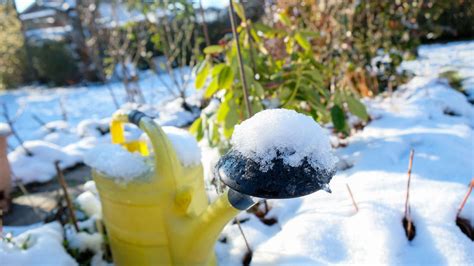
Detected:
left=231, top=109, right=337, bottom=172
left=84, top=144, right=150, bottom=183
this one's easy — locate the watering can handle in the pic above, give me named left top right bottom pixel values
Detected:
left=110, top=110, right=181, bottom=182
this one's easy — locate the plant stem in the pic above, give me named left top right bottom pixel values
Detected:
left=54, top=161, right=79, bottom=232
left=238, top=0, right=257, bottom=72
left=228, top=0, right=253, bottom=118
left=199, top=0, right=211, bottom=47
left=346, top=183, right=359, bottom=213
left=404, top=149, right=415, bottom=235
left=456, top=178, right=474, bottom=218
left=59, top=98, right=68, bottom=122
left=235, top=218, right=252, bottom=255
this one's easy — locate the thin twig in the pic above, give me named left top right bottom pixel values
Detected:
left=1, top=103, right=32, bottom=156
left=213, top=171, right=252, bottom=257
left=235, top=218, right=252, bottom=255
left=54, top=161, right=79, bottom=232
left=199, top=0, right=211, bottom=46
left=346, top=183, right=359, bottom=213
left=105, top=84, right=120, bottom=109
left=238, top=0, right=257, bottom=72
left=404, top=149, right=415, bottom=235
left=59, top=98, right=68, bottom=122
left=31, top=114, right=47, bottom=127
left=456, top=178, right=474, bottom=218
left=228, top=0, right=253, bottom=118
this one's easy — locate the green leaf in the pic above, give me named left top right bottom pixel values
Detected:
left=204, top=45, right=224, bottom=54
left=204, top=79, right=219, bottom=98
left=346, top=95, right=369, bottom=121
left=189, top=117, right=203, bottom=141
left=253, top=82, right=265, bottom=97
left=232, top=1, right=245, bottom=21
left=295, top=32, right=311, bottom=51
left=195, top=61, right=209, bottom=89
left=330, top=105, right=347, bottom=132
left=299, top=30, right=319, bottom=38
left=218, top=65, right=234, bottom=89
left=223, top=106, right=239, bottom=139
left=253, top=22, right=276, bottom=36
left=278, top=13, right=291, bottom=26
left=210, top=122, right=219, bottom=144
left=212, top=64, right=225, bottom=77
left=216, top=98, right=230, bottom=123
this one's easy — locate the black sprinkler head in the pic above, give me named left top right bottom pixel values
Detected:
left=216, top=149, right=336, bottom=199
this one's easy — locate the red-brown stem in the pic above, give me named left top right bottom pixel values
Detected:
left=404, top=149, right=415, bottom=235
left=404, top=149, right=415, bottom=218
left=456, top=179, right=474, bottom=218
left=235, top=218, right=252, bottom=255
left=54, top=161, right=79, bottom=232
left=346, top=183, right=359, bottom=213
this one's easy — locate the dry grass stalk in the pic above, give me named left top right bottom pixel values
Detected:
left=346, top=183, right=359, bottom=213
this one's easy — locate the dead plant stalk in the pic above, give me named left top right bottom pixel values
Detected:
left=54, top=161, right=79, bottom=232
left=346, top=183, right=359, bottom=213
left=456, top=178, right=474, bottom=218
left=404, top=149, right=415, bottom=236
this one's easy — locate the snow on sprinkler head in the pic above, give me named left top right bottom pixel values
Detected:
left=216, top=109, right=337, bottom=199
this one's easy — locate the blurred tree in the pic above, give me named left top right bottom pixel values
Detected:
left=75, top=0, right=106, bottom=82
left=0, top=2, right=28, bottom=90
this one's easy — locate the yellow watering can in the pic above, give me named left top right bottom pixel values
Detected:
left=92, top=110, right=335, bottom=265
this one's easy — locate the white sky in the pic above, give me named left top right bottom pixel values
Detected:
left=15, top=0, right=227, bottom=13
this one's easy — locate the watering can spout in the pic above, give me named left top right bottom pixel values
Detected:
left=189, top=189, right=255, bottom=261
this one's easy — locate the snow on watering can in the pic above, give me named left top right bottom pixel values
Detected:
left=88, top=109, right=336, bottom=266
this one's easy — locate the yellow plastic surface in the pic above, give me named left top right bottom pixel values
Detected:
left=92, top=111, right=240, bottom=266
left=110, top=118, right=149, bottom=155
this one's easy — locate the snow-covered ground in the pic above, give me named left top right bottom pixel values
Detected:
left=0, top=68, right=200, bottom=184
left=215, top=41, right=474, bottom=265
left=1, top=41, right=473, bottom=265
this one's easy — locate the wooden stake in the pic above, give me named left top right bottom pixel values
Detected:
left=456, top=178, right=474, bottom=218
left=54, top=161, right=79, bottom=232
left=404, top=149, right=415, bottom=237
left=346, top=183, right=359, bottom=213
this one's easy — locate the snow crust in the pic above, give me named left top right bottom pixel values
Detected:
left=231, top=109, right=337, bottom=172
left=0, top=222, right=77, bottom=266
left=8, top=140, right=81, bottom=183
left=162, top=126, right=201, bottom=167
left=2, top=41, right=473, bottom=266
left=84, top=144, right=150, bottom=183
left=76, top=191, right=102, bottom=218
left=215, top=41, right=474, bottom=265
left=0, top=123, right=10, bottom=135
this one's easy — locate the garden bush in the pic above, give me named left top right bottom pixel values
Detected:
left=31, top=41, right=79, bottom=86
left=191, top=0, right=451, bottom=148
